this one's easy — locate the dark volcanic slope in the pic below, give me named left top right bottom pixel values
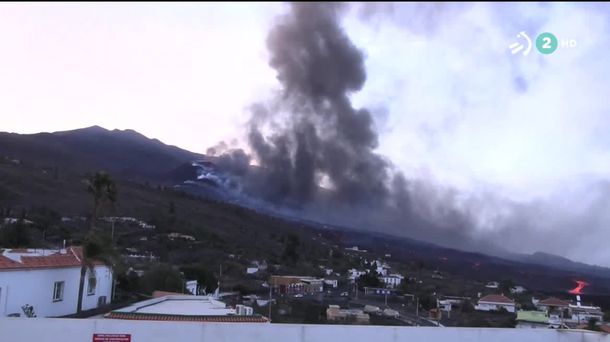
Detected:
left=1, top=126, right=610, bottom=300
left=0, top=126, right=202, bottom=181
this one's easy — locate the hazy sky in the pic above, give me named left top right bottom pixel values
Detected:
left=2, top=3, right=610, bottom=265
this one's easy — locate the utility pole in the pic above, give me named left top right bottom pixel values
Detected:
left=219, top=264, right=222, bottom=293
left=415, top=296, right=419, bottom=326
left=112, top=279, right=117, bottom=302
left=434, top=294, right=441, bottom=327
left=268, top=285, right=272, bottom=323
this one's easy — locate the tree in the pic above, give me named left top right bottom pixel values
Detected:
left=356, top=271, right=381, bottom=288
left=29, top=207, right=61, bottom=241
left=587, top=317, right=600, bottom=331
left=77, top=171, right=117, bottom=315
left=282, top=234, right=300, bottom=265
left=140, top=264, right=184, bottom=294
left=500, top=279, right=515, bottom=294
left=179, top=265, right=218, bottom=294
left=0, top=220, right=31, bottom=247
left=84, top=172, right=117, bottom=231
left=460, top=300, right=475, bottom=313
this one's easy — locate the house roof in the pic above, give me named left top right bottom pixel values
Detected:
left=478, top=294, right=514, bottom=304
left=104, top=312, right=269, bottom=323
left=0, top=247, right=104, bottom=271
left=106, top=295, right=269, bottom=323
left=538, top=297, right=570, bottom=307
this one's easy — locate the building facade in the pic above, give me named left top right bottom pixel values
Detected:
left=475, top=294, right=516, bottom=313
left=380, top=274, right=404, bottom=289
left=0, top=247, right=112, bottom=318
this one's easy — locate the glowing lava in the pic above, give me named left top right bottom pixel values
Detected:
left=569, top=280, right=589, bottom=294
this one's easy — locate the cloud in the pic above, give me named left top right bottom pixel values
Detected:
left=339, top=3, right=610, bottom=265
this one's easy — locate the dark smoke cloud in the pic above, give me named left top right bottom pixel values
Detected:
left=209, top=2, right=485, bottom=254
left=216, top=149, right=251, bottom=177
left=247, top=2, right=392, bottom=206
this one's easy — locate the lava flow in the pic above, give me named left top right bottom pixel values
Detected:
left=569, top=280, right=589, bottom=294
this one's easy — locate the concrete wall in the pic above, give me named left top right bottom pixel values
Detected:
left=476, top=303, right=516, bottom=313
left=0, top=265, right=112, bottom=317
left=0, top=318, right=607, bottom=342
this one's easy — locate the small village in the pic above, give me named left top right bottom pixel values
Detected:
left=1, top=218, right=608, bottom=333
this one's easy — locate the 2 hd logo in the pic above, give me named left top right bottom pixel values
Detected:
left=508, top=31, right=576, bottom=56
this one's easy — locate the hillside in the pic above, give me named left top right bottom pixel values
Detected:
left=0, top=126, right=202, bottom=182
left=1, top=126, right=610, bottom=302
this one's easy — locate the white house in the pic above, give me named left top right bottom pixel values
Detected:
left=485, top=281, right=499, bottom=289
left=347, top=269, right=366, bottom=281
left=475, top=294, right=516, bottom=313
left=380, top=274, right=404, bottom=289
left=510, top=286, right=526, bottom=294
left=437, top=299, right=453, bottom=312
left=0, top=247, right=113, bottom=318
left=323, top=277, right=339, bottom=288
left=105, top=295, right=266, bottom=323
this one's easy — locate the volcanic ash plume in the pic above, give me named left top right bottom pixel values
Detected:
left=247, top=2, right=392, bottom=207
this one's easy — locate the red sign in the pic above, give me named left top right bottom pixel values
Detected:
left=92, top=334, right=131, bottom=342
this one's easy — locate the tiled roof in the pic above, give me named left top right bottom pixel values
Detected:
left=0, top=247, right=102, bottom=270
left=538, top=297, right=570, bottom=307
left=478, top=294, right=514, bottom=304
left=105, top=312, right=269, bottom=323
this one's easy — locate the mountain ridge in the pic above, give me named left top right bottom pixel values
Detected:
left=1, top=126, right=608, bottom=277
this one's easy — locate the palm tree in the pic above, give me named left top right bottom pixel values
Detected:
left=85, top=172, right=117, bottom=232
left=76, top=171, right=117, bottom=315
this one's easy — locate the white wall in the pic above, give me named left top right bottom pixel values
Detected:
left=0, top=265, right=112, bottom=317
left=476, top=303, right=516, bottom=313
left=0, top=318, right=608, bottom=342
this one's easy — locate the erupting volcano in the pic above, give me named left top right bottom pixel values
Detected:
left=568, top=280, right=589, bottom=294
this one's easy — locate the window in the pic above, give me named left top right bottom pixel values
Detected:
left=87, top=276, right=97, bottom=296
left=52, top=281, right=64, bottom=302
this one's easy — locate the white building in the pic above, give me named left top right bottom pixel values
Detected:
left=485, top=281, right=499, bottom=289
left=105, top=295, right=267, bottom=323
left=569, top=302, right=604, bottom=324
left=347, top=269, right=366, bottom=281
left=437, top=299, right=453, bottom=312
left=246, top=267, right=259, bottom=274
left=323, top=278, right=338, bottom=288
left=0, top=247, right=112, bottom=317
left=510, top=286, right=526, bottom=294
left=380, top=274, right=404, bottom=289
left=475, top=294, right=516, bottom=313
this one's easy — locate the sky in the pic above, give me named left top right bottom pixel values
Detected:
left=1, top=2, right=610, bottom=266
